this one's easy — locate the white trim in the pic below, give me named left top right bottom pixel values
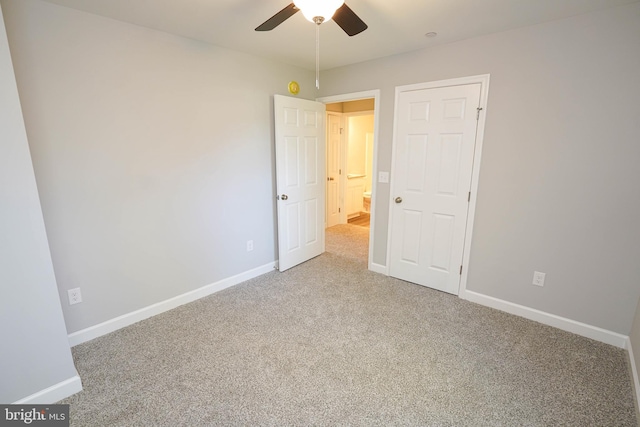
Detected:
left=317, top=90, right=381, bottom=274
left=626, top=337, right=640, bottom=415
left=463, top=290, right=628, bottom=348
left=13, top=375, right=82, bottom=404
left=342, top=110, right=374, bottom=117
left=387, top=74, right=490, bottom=296
left=369, top=262, right=387, bottom=275
left=317, top=90, right=378, bottom=105
left=68, top=262, right=276, bottom=346
left=459, top=75, right=490, bottom=296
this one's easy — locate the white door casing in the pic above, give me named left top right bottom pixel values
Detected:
left=316, top=90, right=382, bottom=273
left=326, top=113, right=341, bottom=228
left=274, top=95, right=326, bottom=272
left=389, top=82, right=483, bottom=295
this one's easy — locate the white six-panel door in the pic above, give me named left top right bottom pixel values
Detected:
left=274, top=95, right=326, bottom=272
left=389, top=83, right=482, bottom=294
left=326, top=113, right=341, bottom=228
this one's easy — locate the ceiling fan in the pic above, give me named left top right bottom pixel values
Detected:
left=256, top=1, right=368, bottom=89
left=255, top=0, right=368, bottom=36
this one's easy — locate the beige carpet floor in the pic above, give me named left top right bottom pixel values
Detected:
left=59, top=224, right=637, bottom=426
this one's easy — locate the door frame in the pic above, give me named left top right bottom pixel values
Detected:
left=387, top=75, right=490, bottom=297
left=317, top=90, right=381, bottom=273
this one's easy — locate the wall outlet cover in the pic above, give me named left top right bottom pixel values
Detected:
left=532, top=271, right=546, bottom=287
left=68, top=288, right=82, bottom=305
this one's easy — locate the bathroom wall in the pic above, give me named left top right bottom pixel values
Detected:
left=343, top=99, right=375, bottom=114
left=346, top=114, right=374, bottom=217
left=326, top=99, right=375, bottom=114
left=347, top=114, right=375, bottom=187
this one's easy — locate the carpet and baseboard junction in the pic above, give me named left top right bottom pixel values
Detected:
left=59, top=224, right=637, bottom=426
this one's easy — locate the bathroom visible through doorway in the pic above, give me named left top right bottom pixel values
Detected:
left=325, top=98, right=375, bottom=230
left=318, top=90, right=381, bottom=273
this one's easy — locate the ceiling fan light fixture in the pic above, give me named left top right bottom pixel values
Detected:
left=293, top=0, right=345, bottom=23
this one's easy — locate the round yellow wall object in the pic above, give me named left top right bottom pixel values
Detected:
left=288, top=81, right=300, bottom=95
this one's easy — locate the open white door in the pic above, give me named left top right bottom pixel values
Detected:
left=326, top=113, right=342, bottom=228
left=389, top=83, right=482, bottom=294
left=274, top=95, right=326, bottom=272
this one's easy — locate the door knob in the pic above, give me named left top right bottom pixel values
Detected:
left=395, top=197, right=402, bottom=203
left=280, top=194, right=289, bottom=200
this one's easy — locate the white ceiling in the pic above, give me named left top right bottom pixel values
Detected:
left=41, top=0, right=638, bottom=71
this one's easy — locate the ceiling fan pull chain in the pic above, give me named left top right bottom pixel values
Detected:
left=315, top=21, right=320, bottom=89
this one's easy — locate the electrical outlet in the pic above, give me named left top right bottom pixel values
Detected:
left=532, top=271, right=546, bottom=287
left=246, top=240, right=254, bottom=252
left=68, top=288, right=82, bottom=305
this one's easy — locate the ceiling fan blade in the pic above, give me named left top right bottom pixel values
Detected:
left=332, top=3, right=367, bottom=36
left=255, top=3, right=299, bottom=31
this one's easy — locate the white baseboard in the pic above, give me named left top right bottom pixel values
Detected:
left=626, top=337, right=640, bottom=416
left=68, top=262, right=276, bottom=347
left=462, top=290, right=628, bottom=348
left=369, top=262, right=387, bottom=275
left=13, top=375, right=82, bottom=404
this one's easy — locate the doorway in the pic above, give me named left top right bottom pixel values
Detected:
left=326, top=103, right=375, bottom=227
left=317, top=90, right=380, bottom=272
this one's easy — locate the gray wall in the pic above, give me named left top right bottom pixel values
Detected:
left=630, top=300, right=640, bottom=396
left=0, top=2, right=78, bottom=403
left=319, top=3, right=640, bottom=335
left=3, top=0, right=639, bottom=343
left=2, top=0, right=315, bottom=334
